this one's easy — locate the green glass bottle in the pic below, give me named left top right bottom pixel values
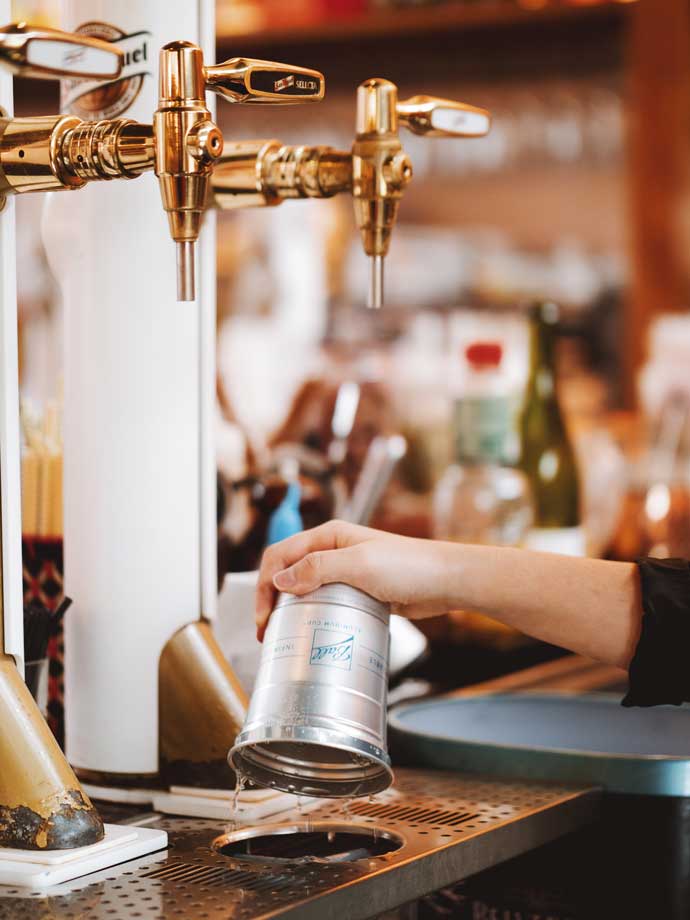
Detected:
left=519, top=301, right=584, bottom=555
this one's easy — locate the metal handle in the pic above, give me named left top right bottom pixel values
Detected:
left=204, top=57, right=325, bottom=104
left=343, top=434, right=407, bottom=526
left=0, top=22, right=123, bottom=81
left=397, top=95, right=490, bottom=138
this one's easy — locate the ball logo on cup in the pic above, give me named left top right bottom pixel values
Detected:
left=310, top=630, right=354, bottom=670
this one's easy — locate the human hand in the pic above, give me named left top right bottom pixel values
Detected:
left=255, top=520, right=455, bottom=641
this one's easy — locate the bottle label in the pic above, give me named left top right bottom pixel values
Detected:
left=524, top=526, right=586, bottom=557
left=453, top=395, right=519, bottom=464
left=62, top=23, right=152, bottom=119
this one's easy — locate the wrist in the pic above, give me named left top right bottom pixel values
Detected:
left=433, top=540, right=470, bottom=613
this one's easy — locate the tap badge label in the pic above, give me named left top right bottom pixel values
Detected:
left=61, top=22, right=152, bottom=120
left=274, top=75, right=295, bottom=93
left=251, top=70, right=319, bottom=96
left=310, top=629, right=354, bottom=671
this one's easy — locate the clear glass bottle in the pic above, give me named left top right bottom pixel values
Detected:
left=433, top=342, right=533, bottom=546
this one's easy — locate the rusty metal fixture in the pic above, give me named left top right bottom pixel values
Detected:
left=159, top=620, right=248, bottom=788
left=0, top=658, right=104, bottom=849
left=0, top=472, right=103, bottom=850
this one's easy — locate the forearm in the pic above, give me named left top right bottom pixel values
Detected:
left=257, top=522, right=644, bottom=668
left=440, top=543, right=642, bottom=669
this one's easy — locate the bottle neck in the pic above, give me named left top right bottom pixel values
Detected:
left=526, top=319, right=558, bottom=403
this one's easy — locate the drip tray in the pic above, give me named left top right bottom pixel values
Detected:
left=214, top=822, right=403, bottom=863
left=0, top=769, right=600, bottom=920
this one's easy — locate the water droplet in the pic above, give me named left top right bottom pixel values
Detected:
left=231, top=772, right=248, bottom=818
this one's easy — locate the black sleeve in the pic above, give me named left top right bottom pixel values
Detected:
left=622, top=558, right=690, bottom=708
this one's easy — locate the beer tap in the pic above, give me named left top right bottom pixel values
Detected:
left=212, top=78, right=491, bottom=308
left=0, top=25, right=325, bottom=300
left=154, top=44, right=324, bottom=299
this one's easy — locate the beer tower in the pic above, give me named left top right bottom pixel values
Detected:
left=0, top=16, right=168, bottom=882
left=0, top=1, right=326, bottom=879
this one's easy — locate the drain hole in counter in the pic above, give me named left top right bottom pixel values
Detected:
left=213, top=822, right=403, bottom=864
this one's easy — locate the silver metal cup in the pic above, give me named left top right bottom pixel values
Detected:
left=229, top=583, right=393, bottom=797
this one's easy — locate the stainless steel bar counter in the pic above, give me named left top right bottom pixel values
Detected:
left=0, top=768, right=600, bottom=920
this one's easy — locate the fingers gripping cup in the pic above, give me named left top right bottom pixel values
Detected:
left=229, top=584, right=393, bottom=797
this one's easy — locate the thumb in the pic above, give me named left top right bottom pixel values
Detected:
left=273, top=546, right=360, bottom=596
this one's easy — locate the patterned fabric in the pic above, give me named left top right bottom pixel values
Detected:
left=22, top=537, right=65, bottom=747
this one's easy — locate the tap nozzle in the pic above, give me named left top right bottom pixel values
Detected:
left=154, top=41, right=223, bottom=302
left=352, top=78, right=490, bottom=309
left=155, top=44, right=325, bottom=301
left=352, top=79, right=413, bottom=310
left=369, top=255, right=384, bottom=310
left=176, top=241, right=195, bottom=302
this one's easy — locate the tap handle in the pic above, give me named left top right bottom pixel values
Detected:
left=203, top=57, right=325, bottom=104
left=397, top=95, right=490, bottom=138
left=0, top=22, right=123, bottom=80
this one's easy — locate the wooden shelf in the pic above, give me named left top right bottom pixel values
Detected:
left=217, top=0, right=632, bottom=47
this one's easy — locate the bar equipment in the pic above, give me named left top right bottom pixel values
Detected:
left=0, top=5, right=325, bottom=824
left=212, top=79, right=491, bottom=307
left=0, top=21, right=123, bottom=80
left=0, top=769, right=599, bottom=899
left=389, top=692, right=690, bottom=796
left=231, top=584, right=393, bottom=797
left=0, top=12, right=167, bottom=868
left=0, top=20, right=114, bottom=852
left=40, top=0, right=325, bottom=798
left=343, top=433, right=407, bottom=526
left=0, top=42, right=324, bottom=302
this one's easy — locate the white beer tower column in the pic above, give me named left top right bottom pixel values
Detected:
left=43, top=0, right=216, bottom=785
left=0, top=14, right=168, bottom=884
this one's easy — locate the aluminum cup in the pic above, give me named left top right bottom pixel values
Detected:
left=229, top=583, right=393, bottom=797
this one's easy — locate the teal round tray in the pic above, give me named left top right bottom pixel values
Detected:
left=388, top=693, right=690, bottom=796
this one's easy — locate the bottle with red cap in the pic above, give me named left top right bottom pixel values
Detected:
left=433, top=340, right=533, bottom=546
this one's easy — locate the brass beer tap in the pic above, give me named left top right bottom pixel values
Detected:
left=154, top=44, right=324, bottom=299
left=0, top=24, right=325, bottom=300
left=212, top=78, right=491, bottom=308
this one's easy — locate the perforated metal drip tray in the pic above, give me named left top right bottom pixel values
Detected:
left=0, top=769, right=600, bottom=920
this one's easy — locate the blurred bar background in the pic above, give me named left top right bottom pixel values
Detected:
left=12, top=0, right=690, bottom=695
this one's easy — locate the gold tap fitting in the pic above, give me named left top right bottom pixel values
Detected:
left=352, top=79, right=413, bottom=309
left=353, top=78, right=490, bottom=308
left=209, top=77, right=489, bottom=310
left=213, top=140, right=352, bottom=210
left=153, top=45, right=325, bottom=300
left=154, top=41, right=224, bottom=301
left=0, top=114, right=155, bottom=196
left=0, top=23, right=326, bottom=302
